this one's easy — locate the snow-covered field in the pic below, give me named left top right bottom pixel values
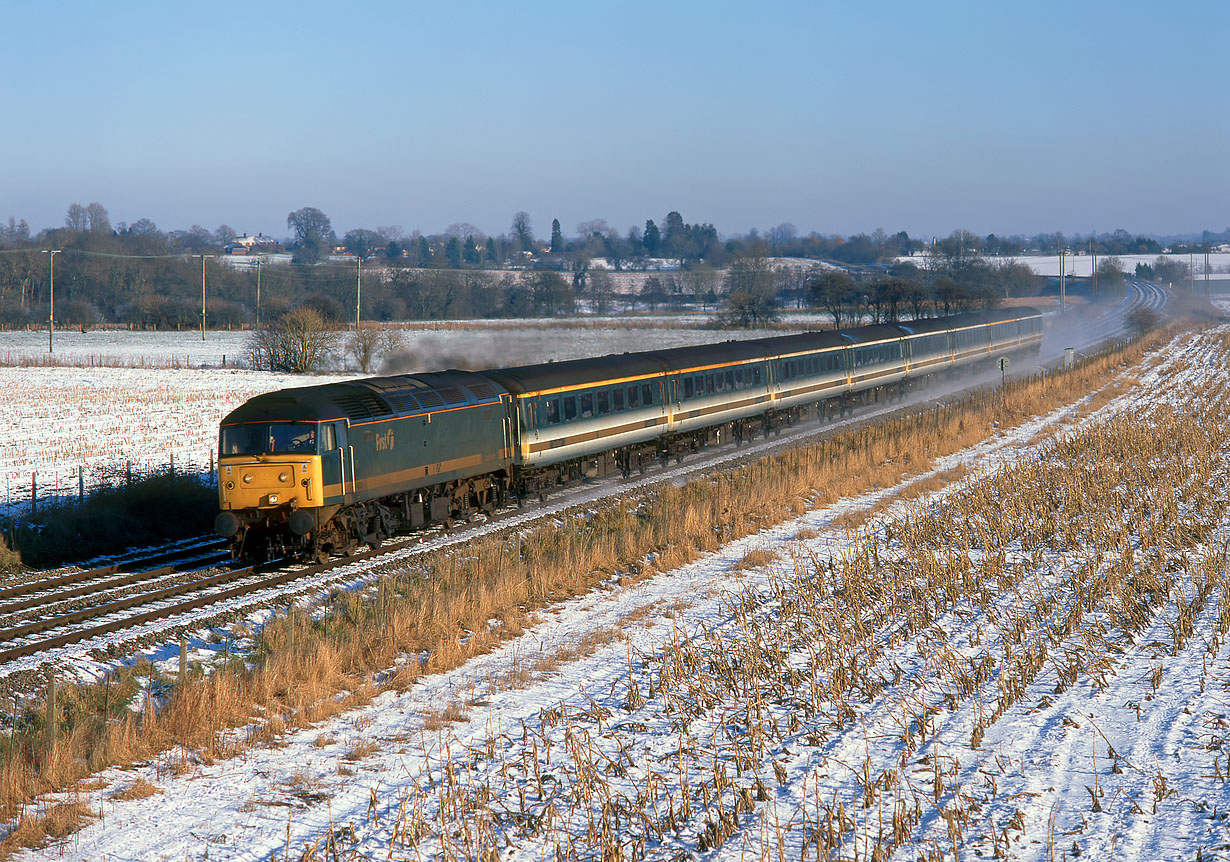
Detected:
left=0, top=321, right=808, bottom=371
left=1003, top=253, right=1229, bottom=281
left=0, top=366, right=343, bottom=517
left=15, top=325, right=1230, bottom=861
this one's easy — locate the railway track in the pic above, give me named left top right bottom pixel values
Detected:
left=1, top=307, right=1140, bottom=672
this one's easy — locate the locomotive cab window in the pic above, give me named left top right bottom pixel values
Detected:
left=221, top=422, right=318, bottom=456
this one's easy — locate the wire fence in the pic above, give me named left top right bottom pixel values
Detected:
left=0, top=454, right=218, bottom=523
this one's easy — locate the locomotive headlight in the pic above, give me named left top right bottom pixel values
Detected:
left=278, top=472, right=289, bottom=483
left=268, top=494, right=280, bottom=504
left=242, top=473, right=253, bottom=484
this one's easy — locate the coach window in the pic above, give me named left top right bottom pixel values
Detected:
left=612, top=388, right=624, bottom=411
left=627, top=385, right=640, bottom=408
left=642, top=384, right=655, bottom=405
left=545, top=398, right=561, bottom=425
left=752, top=367, right=762, bottom=385
left=580, top=393, right=594, bottom=418
left=596, top=391, right=610, bottom=415
left=320, top=423, right=336, bottom=453
left=682, top=377, right=694, bottom=399
left=563, top=397, right=578, bottom=422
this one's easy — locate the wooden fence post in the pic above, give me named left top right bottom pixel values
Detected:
left=45, top=671, right=57, bottom=757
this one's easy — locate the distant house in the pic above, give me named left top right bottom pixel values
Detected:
left=226, top=234, right=279, bottom=255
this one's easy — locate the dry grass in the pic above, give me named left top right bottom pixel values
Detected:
left=110, top=777, right=160, bottom=801
left=422, top=703, right=469, bottom=731
left=0, top=801, right=94, bottom=859
left=343, top=739, right=380, bottom=761
left=0, top=328, right=1177, bottom=834
left=735, top=547, right=779, bottom=570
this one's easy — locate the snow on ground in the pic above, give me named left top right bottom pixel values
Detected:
left=1001, top=253, right=1229, bottom=280
left=0, top=321, right=807, bottom=371
left=21, top=325, right=1230, bottom=861
left=0, top=365, right=346, bottom=517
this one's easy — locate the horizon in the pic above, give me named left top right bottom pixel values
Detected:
left=2, top=0, right=1226, bottom=241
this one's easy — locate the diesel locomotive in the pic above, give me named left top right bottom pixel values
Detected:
left=215, top=307, right=1043, bottom=561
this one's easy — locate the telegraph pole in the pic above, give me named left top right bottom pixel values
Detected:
left=41, top=249, right=60, bottom=353
left=255, top=258, right=262, bottom=331
left=1090, top=240, right=1097, bottom=299
left=355, top=256, right=362, bottom=330
left=197, top=254, right=207, bottom=341
left=1059, top=248, right=1067, bottom=313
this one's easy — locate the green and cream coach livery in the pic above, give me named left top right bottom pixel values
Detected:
left=217, top=308, right=1043, bottom=561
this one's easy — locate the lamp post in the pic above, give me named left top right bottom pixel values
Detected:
left=40, top=249, right=60, bottom=353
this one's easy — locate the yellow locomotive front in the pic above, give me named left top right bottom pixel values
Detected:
left=215, top=421, right=328, bottom=558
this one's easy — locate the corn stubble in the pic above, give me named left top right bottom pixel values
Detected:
left=0, top=328, right=1202, bottom=857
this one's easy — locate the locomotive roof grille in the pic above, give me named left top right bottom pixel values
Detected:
left=436, top=387, right=467, bottom=406
left=385, top=392, right=422, bottom=413
left=333, top=392, right=394, bottom=420
left=415, top=389, right=444, bottom=409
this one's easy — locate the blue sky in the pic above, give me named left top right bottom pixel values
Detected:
left=2, top=0, right=1226, bottom=241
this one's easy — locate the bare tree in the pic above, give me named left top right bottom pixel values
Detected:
left=721, top=256, right=778, bottom=327
left=511, top=211, right=534, bottom=253
left=809, top=269, right=858, bottom=328
left=680, top=264, right=718, bottom=307
left=347, top=327, right=404, bottom=373
left=247, top=307, right=339, bottom=373
left=588, top=269, right=614, bottom=314
left=65, top=203, right=87, bottom=232
left=84, top=202, right=111, bottom=233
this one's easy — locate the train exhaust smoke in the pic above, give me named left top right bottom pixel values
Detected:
left=378, top=333, right=563, bottom=375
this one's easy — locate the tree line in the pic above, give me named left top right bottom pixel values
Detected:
left=0, top=200, right=1211, bottom=331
